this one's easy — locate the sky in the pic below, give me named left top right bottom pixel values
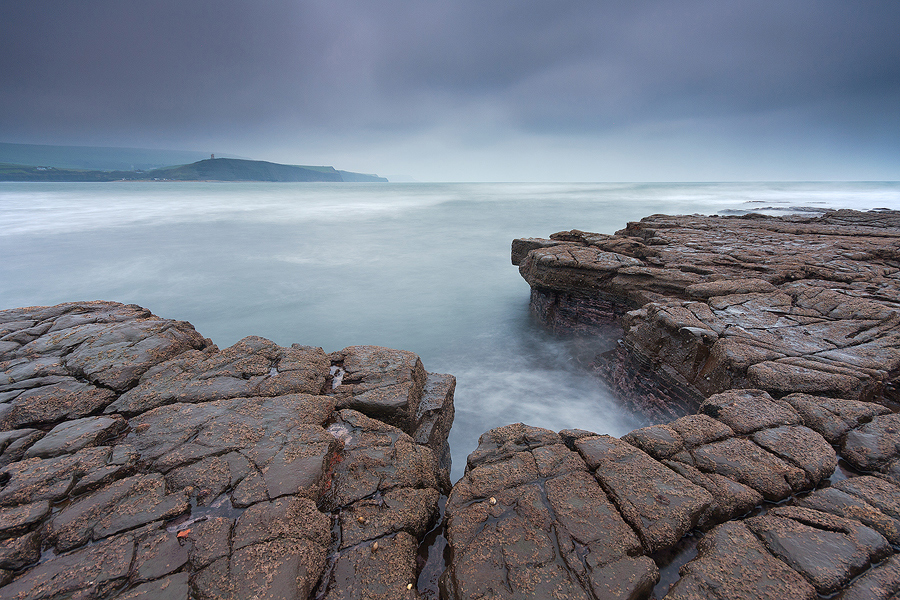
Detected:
left=1, top=0, right=899, bottom=182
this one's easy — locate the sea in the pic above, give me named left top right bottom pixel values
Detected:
left=2, top=181, right=899, bottom=482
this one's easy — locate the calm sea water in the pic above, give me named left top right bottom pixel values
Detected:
left=2, top=181, right=899, bottom=481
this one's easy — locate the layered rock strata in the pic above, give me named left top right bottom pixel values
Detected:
left=0, top=301, right=454, bottom=600
left=514, top=210, right=900, bottom=420
left=460, top=209, right=900, bottom=599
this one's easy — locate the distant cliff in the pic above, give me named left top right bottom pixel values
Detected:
left=0, top=157, right=388, bottom=183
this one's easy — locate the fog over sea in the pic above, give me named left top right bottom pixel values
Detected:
left=3, top=181, right=899, bottom=481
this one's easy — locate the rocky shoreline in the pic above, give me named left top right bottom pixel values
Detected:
left=456, top=208, right=899, bottom=599
left=2, top=208, right=900, bottom=599
left=0, top=302, right=453, bottom=599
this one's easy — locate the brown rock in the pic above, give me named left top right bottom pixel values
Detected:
left=664, top=520, right=816, bottom=600
left=699, top=389, right=801, bottom=434
left=841, top=413, right=900, bottom=477
left=110, top=573, right=190, bottom=600
left=840, top=554, right=900, bottom=600
left=834, top=476, right=900, bottom=521
left=0, top=530, right=40, bottom=571
left=797, top=487, right=900, bottom=545
left=622, top=423, right=684, bottom=460
left=0, top=532, right=134, bottom=600
left=24, top=415, right=126, bottom=459
left=750, top=424, right=836, bottom=484
left=0, top=447, right=111, bottom=506
left=575, top=434, right=713, bottom=552
left=0, top=500, right=50, bottom=537
left=330, top=345, right=426, bottom=432
left=323, top=409, right=437, bottom=511
left=465, top=422, right=561, bottom=471
left=690, top=437, right=808, bottom=501
left=339, top=487, right=439, bottom=549
left=323, top=532, right=419, bottom=600
left=49, top=473, right=189, bottom=551
left=746, top=506, right=890, bottom=594
left=108, top=336, right=329, bottom=415
left=781, top=392, right=892, bottom=444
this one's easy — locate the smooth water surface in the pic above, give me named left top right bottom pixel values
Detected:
left=3, top=181, right=899, bottom=481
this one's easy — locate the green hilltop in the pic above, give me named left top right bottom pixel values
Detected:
left=0, top=143, right=388, bottom=182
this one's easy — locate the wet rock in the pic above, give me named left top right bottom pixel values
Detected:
left=186, top=516, right=232, bottom=569
left=339, top=487, right=439, bottom=549
left=663, top=459, right=763, bottom=525
left=750, top=425, right=836, bottom=484
left=746, top=506, right=891, bottom=594
left=226, top=538, right=327, bottom=600
left=669, top=414, right=734, bottom=448
left=690, top=437, right=808, bottom=501
left=797, top=487, right=900, bottom=545
left=0, top=300, right=451, bottom=600
left=0, top=530, right=40, bottom=570
left=516, top=211, right=900, bottom=410
left=781, top=392, right=892, bottom=444
left=841, top=413, right=900, bottom=481
left=443, top=426, right=649, bottom=600
left=232, top=496, right=330, bottom=551
left=465, top=422, right=561, bottom=470
left=0, top=428, right=44, bottom=467
left=622, top=423, right=684, bottom=460
left=57, top=319, right=206, bottom=392
left=110, top=573, right=190, bottom=600
left=0, top=379, right=117, bottom=429
left=49, top=473, right=189, bottom=551
left=834, top=476, right=900, bottom=522
left=699, top=389, right=801, bottom=434
left=323, top=409, right=437, bottom=512
left=324, top=532, right=419, bottom=600
left=663, top=520, right=816, bottom=600
left=0, top=446, right=111, bottom=506
left=588, top=555, right=659, bottom=600
left=510, top=237, right=567, bottom=265
left=0, top=532, right=134, bottom=600
left=132, top=529, right=190, bottom=582
left=125, top=393, right=338, bottom=504
left=24, top=415, right=126, bottom=459
left=108, top=336, right=330, bottom=415
left=412, top=372, right=456, bottom=492
left=0, top=500, right=50, bottom=536
left=0, top=302, right=211, bottom=428
left=840, top=554, right=900, bottom=600
left=686, top=278, right=777, bottom=298
left=575, top=434, right=713, bottom=552
left=330, top=345, right=426, bottom=432
left=193, top=497, right=331, bottom=600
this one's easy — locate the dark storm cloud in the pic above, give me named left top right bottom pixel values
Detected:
left=1, top=0, right=898, bottom=177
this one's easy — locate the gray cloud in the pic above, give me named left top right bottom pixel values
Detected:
left=1, top=0, right=898, bottom=179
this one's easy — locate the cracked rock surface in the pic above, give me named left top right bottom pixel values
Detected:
left=515, top=210, right=900, bottom=421
left=492, top=209, right=900, bottom=600
left=0, top=301, right=454, bottom=599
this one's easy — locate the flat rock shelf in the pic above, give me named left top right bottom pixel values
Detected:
left=455, top=207, right=900, bottom=600
left=3, top=208, right=900, bottom=599
left=0, top=301, right=454, bottom=599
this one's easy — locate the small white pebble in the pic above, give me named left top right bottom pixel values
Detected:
left=407, top=583, right=413, bottom=590
left=489, top=497, right=497, bottom=506
left=372, top=541, right=379, bottom=551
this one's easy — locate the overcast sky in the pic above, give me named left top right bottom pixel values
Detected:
left=2, top=0, right=898, bottom=181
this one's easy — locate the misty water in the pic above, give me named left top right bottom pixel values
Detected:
left=2, top=181, right=899, bottom=482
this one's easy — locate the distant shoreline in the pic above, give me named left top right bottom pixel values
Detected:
left=0, top=157, right=388, bottom=183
